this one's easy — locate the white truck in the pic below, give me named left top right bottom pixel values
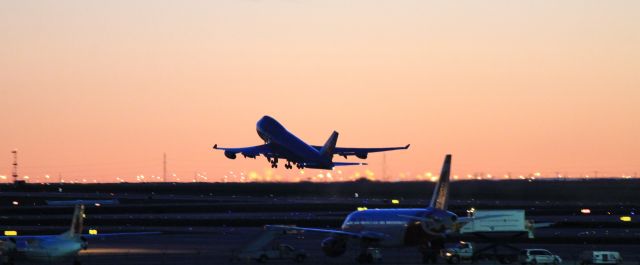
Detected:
left=579, top=251, right=623, bottom=265
left=442, top=241, right=474, bottom=264
left=442, top=241, right=518, bottom=264
left=519, top=249, right=562, bottom=265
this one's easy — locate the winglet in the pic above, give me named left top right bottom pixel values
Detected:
left=213, top=144, right=218, bottom=149
left=405, top=144, right=411, bottom=149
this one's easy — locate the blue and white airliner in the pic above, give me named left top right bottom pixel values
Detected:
left=0, top=205, right=159, bottom=265
left=213, top=116, right=409, bottom=169
left=267, top=155, right=492, bottom=264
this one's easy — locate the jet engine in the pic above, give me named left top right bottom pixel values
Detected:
left=355, top=153, right=368, bottom=159
left=320, top=237, right=347, bottom=257
left=419, top=210, right=458, bottom=236
left=224, top=151, right=237, bottom=159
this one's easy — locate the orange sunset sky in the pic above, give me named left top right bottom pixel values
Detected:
left=1, top=1, right=639, bottom=183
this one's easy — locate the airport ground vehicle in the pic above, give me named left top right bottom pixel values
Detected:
left=231, top=244, right=307, bottom=263
left=579, top=251, right=622, bottom=265
left=442, top=242, right=518, bottom=264
left=519, top=249, right=562, bottom=265
left=442, top=241, right=474, bottom=264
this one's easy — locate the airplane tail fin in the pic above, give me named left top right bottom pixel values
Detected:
left=428, top=154, right=451, bottom=210
left=63, top=205, right=85, bottom=238
left=319, top=131, right=339, bottom=160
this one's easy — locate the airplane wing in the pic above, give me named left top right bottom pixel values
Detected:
left=213, top=144, right=276, bottom=158
left=81, top=231, right=162, bottom=238
left=265, top=225, right=389, bottom=241
left=332, top=162, right=368, bottom=167
left=312, top=144, right=410, bottom=159
left=0, top=232, right=161, bottom=240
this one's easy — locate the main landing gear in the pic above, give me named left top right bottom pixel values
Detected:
left=267, top=157, right=279, bottom=168
left=267, top=158, right=304, bottom=170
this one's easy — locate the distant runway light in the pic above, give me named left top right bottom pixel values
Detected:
left=391, top=199, right=400, bottom=204
left=620, top=216, right=632, bottom=222
left=580, top=208, right=591, bottom=214
left=4, top=231, right=17, bottom=236
left=11, top=201, right=18, bottom=206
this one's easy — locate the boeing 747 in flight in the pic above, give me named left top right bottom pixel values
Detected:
left=213, top=116, right=409, bottom=169
left=267, top=155, right=493, bottom=264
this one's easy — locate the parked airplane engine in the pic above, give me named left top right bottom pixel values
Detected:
left=355, top=153, right=368, bottom=159
left=420, top=210, right=458, bottom=235
left=224, top=151, right=237, bottom=159
left=320, top=237, right=347, bottom=257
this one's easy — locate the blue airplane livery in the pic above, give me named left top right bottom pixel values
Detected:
left=213, top=116, right=410, bottom=169
left=0, top=205, right=159, bottom=265
left=266, top=155, right=493, bottom=264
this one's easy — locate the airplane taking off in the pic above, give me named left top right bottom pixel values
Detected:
left=0, top=205, right=159, bottom=265
left=213, top=116, right=409, bottom=169
left=267, top=155, right=487, bottom=264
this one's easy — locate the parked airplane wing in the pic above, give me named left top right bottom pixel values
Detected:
left=81, top=231, right=162, bottom=238
left=213, top=144, right=275, bottom=158
left=0, top=232, right=161, bottom=240
left=265, top=225, right=389, bottom=241
left=312, top=144, right=410, bottom=159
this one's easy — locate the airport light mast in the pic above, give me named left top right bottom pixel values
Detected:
left=163, top=153, right=167, bottom=182
left=11, top=150, right=18, bottom=184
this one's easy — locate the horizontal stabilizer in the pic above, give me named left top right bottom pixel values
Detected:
left=333, top=162, right=367, bottom=167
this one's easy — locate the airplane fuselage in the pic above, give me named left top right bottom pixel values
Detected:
left=340, top=208, right=458, bottom=247
left=256, top=116, right=332, bottom=168
left=15, top=236, right=83, bottom=262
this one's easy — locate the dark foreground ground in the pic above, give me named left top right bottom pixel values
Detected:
left=0, top=180, right=638, bottom=264
left=73, top=229, right=639, bottom=265
left=6, top=228, right=640, bottom=265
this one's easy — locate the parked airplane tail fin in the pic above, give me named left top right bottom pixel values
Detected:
left=320, top=131, right=339, bottom=160
left=428, top=154, right=451, bottom=210
left=63, top=205, right=85, bottom=238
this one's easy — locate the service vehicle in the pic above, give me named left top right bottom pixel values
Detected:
left=442, top=241, right=518, bottom=264
left=519, top=249, right=562, bottom=265
left=579, top=251, right=622, bottom=265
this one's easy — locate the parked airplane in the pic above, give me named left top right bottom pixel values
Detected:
left=267, top=155, right=485, bottom=264
left=0, top=205, right=159, bottom=265
left=213, top=116, right=409, bottom=169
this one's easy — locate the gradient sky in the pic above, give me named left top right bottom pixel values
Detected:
left=1, top=1, right=639, bottom=182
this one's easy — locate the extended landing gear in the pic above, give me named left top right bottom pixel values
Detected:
left=268, top=157, right=279, bottom=168
left=282, top=160, right=302, bottom=170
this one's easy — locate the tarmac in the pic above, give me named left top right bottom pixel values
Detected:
left=69, top=228, right=640, bottom=265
